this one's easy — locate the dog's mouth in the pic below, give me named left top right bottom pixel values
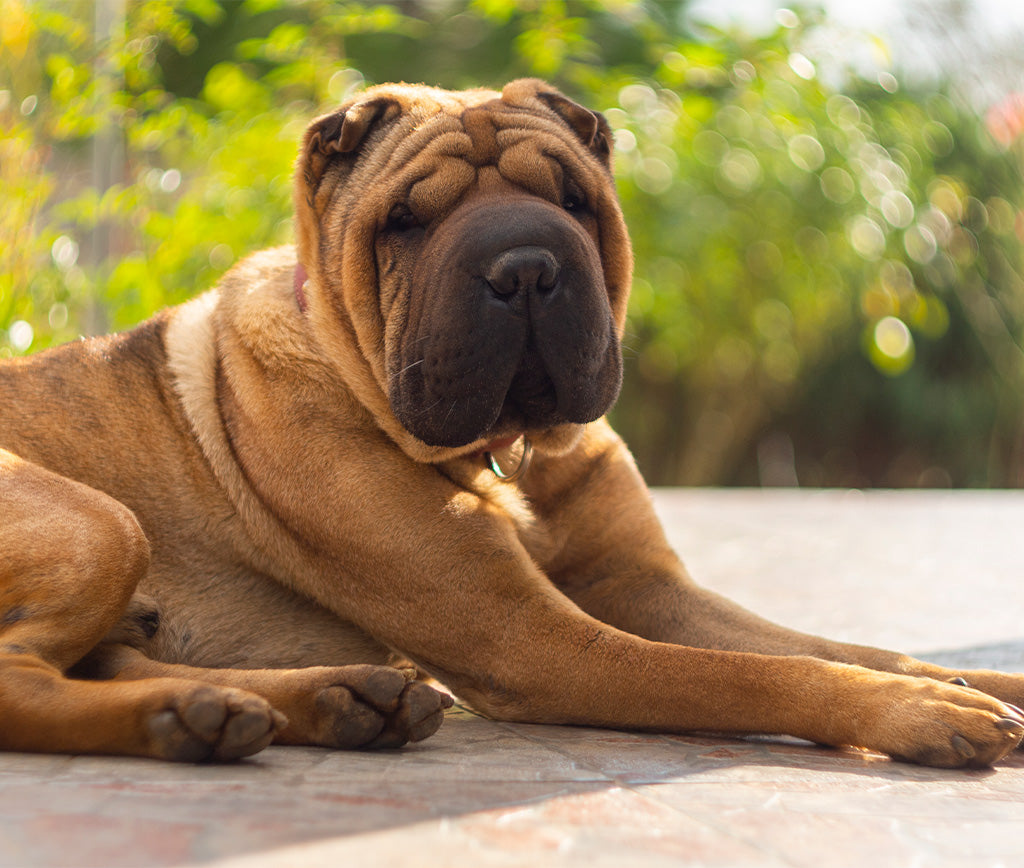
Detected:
left=396, top=353, right=566, bottom=450
left=389, top=316, right=620, bottom=450
left=490, top=345, right=562, bottom=432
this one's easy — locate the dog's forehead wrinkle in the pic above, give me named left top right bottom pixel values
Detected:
left=362, top=110, right=594, bottom=223
left=460, top=105, right=500, bottom=166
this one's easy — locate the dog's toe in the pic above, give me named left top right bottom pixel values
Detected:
left=339, top=664, right=410, bottom=713
left=292, top=666, right=452, bottom=750
left=148, top=686, right=282, bottom=762
left=314, top=685, right=386, bottom=748
left=367, top=681, right=454, bottom=748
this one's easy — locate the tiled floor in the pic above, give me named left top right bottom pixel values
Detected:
left=3, top=489, right=1024, bottom=868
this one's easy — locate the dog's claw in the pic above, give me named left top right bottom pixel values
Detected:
left=995, top=717, right=1024, bottom=736
left=1003, top=703, right=1024, bottom=721
left=950, top=734, right=976, bottom=760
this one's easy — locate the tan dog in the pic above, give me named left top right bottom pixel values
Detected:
left=2, top=79, right=1023, bottom=767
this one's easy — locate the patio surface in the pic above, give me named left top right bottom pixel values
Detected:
left=3, top=488, right=1024, bottom=868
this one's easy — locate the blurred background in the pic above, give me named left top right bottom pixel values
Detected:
left=2, top=0, right=1023, bottom=488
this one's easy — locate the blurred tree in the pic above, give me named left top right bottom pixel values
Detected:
left=599, top=18, right=1024, bottom=487
left=1, top=0, right=1022, bottom=487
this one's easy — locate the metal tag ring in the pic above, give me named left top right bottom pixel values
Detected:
left=485, top=437, right=533, bottom=482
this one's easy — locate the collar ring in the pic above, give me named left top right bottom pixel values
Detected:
left=485, top=437, right=533, bottom=482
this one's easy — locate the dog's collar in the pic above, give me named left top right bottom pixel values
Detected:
left=294, top=263, right=309, bottom=313
left=482, top=436, right=532, bottom=482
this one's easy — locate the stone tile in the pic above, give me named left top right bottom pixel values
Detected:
left=485, top=722, right=710, bottom=784
left=640, top=769, right=1024, bottom=821
left=201, top=786, right=783, bottom=868
left=0, top=753, right=74, bottom=780
left=662, top=806, right=924, bottom=868
left=300, top=708, right=608, bottom=784
left=450, top=785, right=781, bottom=868
left=502, top=724, right=910, bottom=788
left=5, top=812, right=205, bottom=868
left=650, top=489, right=1024, bottom=654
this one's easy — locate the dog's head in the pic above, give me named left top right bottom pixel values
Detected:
left=293, top=79, right=632, bottom=461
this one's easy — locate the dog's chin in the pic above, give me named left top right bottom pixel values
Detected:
left=391, top=363, right=607, bottom=458
left=488, top=400, right=563, bottom=442
left=391, top=373, right=564, bottom=451
left=524, top=422, right=586, bottom=457
left=397, top=400, right=587, bottom=462
left=396, top=409, right=562, bottom=453
left=440, top=421, right=585, bottom=461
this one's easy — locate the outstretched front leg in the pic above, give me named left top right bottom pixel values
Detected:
left=528, top=423, right=1024, bottom=759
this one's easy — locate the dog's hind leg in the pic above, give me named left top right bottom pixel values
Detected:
left=0, top=449, right=283, bottom=760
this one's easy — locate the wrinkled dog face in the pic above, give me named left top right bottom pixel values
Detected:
left=297, top=81, right=632, bottom=451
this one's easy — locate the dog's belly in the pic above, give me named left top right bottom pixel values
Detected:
left=138, top=557, right=392, bottom=671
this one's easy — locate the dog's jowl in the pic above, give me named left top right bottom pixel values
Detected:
left=1, top=80, right=1022, bottom=766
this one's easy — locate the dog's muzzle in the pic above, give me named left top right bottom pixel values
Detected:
left=387, top=192, right=622, bottom=449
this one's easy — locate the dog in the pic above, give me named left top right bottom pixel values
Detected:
left=2, top=79, right=1023, bottom=767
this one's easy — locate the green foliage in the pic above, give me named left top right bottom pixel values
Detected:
left=596, top=27, right=1024, bottom=486
left=2, top=0, right=1023, bottom=486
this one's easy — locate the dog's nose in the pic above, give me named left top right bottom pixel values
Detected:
left=485, top=246, right=560, bottom=298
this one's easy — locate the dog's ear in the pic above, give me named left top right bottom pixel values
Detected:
left=536, top=90, right=613, bottom=169
left=301, top=97, right=401, bottom=191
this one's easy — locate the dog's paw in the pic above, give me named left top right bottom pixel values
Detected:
left=146, top=685, right=285, bottom=762
left=366, top=679, right=454, bottom=748
left=935, top=670, right=1024, bottom=748
left=296, top=665, right=453, bottom=749
left=863, top=678, right=1024, bottom=768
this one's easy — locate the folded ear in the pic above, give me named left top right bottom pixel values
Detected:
left=300, top=97, right=401, bottom=191
left=535, top=89, right=613, bottom=169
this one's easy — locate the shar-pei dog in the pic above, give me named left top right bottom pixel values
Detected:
left=2, top=80, right=1023, bottom=768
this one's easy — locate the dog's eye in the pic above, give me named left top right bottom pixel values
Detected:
left=562, top=191, right=587, bottom=214
left=385, top=204, right=421, bottom=232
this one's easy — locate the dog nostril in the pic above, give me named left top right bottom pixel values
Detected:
left=485, top=246, right=560, bottom=297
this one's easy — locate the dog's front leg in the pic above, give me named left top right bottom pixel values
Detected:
left=526, top=421, right=1024, bottom=728
left=335, top=532, right=1024, bottom=767
left=248, top=433, right=1023, bottom=768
